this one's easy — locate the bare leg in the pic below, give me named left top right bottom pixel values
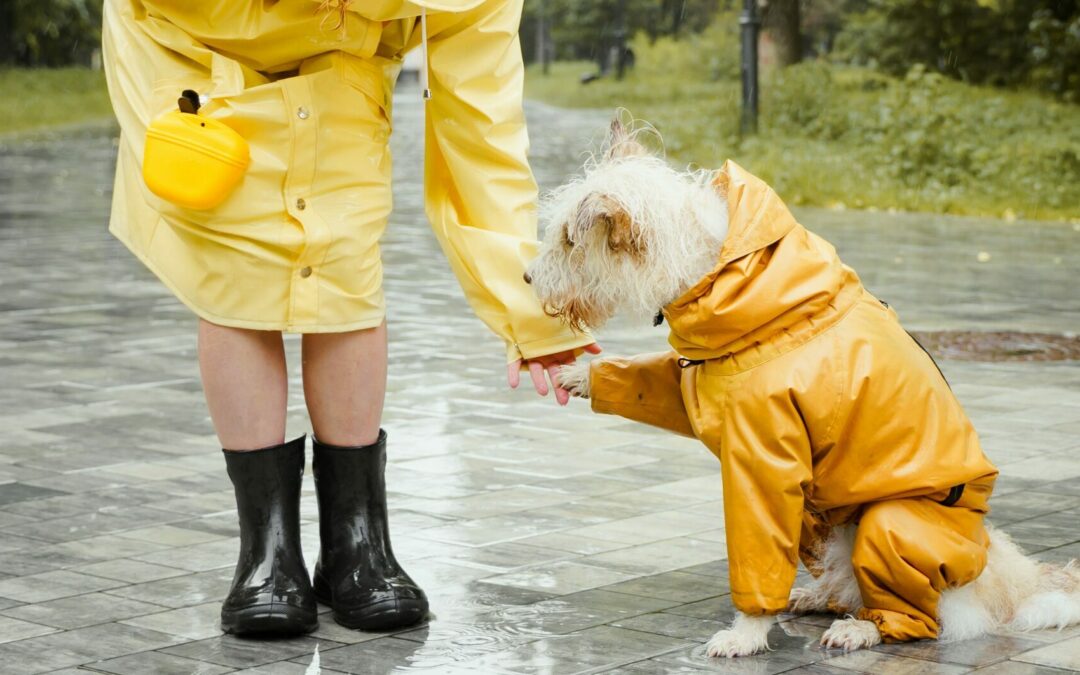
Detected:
left=198, top=319, right=288, bottom=451
left=301, top=322, right=387, bottom=447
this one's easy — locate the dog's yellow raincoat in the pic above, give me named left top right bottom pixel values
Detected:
left=103, top=0, right=590, bottom=361
left=588, top=161, right=998, bottom=641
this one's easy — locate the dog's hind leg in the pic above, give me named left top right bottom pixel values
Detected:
left=789, top=525, right=862, bottom=615
left=820, top=618, right=882, bottom=651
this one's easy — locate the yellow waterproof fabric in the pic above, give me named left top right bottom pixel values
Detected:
left=589, top=161, right=998, bottom=636
left=851, top=474, right=994, bottom=641
left=103, top=0, right=591, bottom=361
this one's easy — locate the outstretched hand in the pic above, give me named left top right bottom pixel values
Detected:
left=507, top=343, right=602, bottom=406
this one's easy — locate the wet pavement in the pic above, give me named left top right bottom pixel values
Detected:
left=0, top=82, right=1078, bottom=674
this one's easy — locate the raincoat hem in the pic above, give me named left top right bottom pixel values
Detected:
left=110, top=225, right=386, bottom=333
left=729, top=591, right=789, bottom=615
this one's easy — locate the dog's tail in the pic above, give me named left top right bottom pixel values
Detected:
left=941, top=527, right=1080, bottom=640
left=1010, top=550, right=1080, bottom=631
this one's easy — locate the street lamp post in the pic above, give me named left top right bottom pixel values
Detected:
left=614, top=0, right=629, bottom=80
left=740, top=0, right=761, bottom=134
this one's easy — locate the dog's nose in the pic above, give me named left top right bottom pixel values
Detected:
left=523, top=272, right=532, bottom=284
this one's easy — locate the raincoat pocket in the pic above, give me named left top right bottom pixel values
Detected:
left=311, top=53, right=392, bottom=140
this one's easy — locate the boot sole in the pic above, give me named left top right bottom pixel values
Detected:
left=314, top=575, right=427, bottom=631
left=221, top=604, right=318, bottom=636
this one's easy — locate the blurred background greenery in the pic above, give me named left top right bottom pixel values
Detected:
left=522, top=0, right=1079, bottom=220
left=1, top=0, right=1077, bottom=220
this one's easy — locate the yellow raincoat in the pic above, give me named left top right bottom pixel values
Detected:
left=589, top=161, right=998, bottom=641
left=103, top=0, right=591, bottom=361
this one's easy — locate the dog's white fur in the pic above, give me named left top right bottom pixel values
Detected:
left=529, top=114, right=1080, bottom=658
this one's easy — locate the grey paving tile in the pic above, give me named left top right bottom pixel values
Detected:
left=604, top=572, right=728, bottom=604
left=873, top=634, right=1048, bottom=667
left=161, top=634, right=336, bottom=669
left=0, top=622, right=184, bottom=674
left=0, top=592, right=163, bottom=629
left=117, top=601, right=222, bottom=640
left=0, top=615, right=58, bottom=644
left=1012, top=636, right=1080, bottom=671
left=610, top=611, right=725, bottom=642
left=0, top=484, right=69, bottom=507
left=89, top=650, right=234, bottom=675
left=972, top=662, right=1080, bottom=674
left=820, top=649, right=971, bottom=674
left=650, top=631, right=823, bottom=674
left=0, top=570, right=126, bottom=603
left=73, top=558, right=188, bottom=583
left=480, top=560, right=639, bottom=596
left=315, top=636, right=484, bottom=674
left=466, top=625, right=694, bottom=674
left=104, top=567, right=234, bottom=608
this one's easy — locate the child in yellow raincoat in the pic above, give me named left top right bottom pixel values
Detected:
left=103, top=0, right=596, bottom=635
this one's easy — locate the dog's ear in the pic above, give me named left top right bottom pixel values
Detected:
left=604, top=116, right=648, bottom=160
left=598, top=197, right=637, bottom=252
left=572, top=194, right=640, bottom=254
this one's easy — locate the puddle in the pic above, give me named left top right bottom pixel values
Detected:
left=911, top=331, right=1080, bottom=362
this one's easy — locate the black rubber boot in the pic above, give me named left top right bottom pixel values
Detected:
left=312, top=430, right=428, bottom=630
left=220, top=435, right=318, bottom=636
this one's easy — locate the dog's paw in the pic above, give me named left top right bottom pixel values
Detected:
left=787, top=585, right=828, bottom=615
left=556, top=361, right=591, bottom=398
left=704, top=614, right=773, bottom=658
left=705, top=628, right=769, bottom=658
left=820, top=618, right=881, bottom=651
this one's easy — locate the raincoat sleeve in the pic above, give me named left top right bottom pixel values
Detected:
left=720, top=390, right=813, bottom=615
left=423, top=0, right=594, bottom=363
left=588, top=353, right=695, bottom=438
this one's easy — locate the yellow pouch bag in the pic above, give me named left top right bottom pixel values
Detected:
left=142, top=91, right=250, bottom=210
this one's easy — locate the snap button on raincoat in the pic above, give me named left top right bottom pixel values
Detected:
left=103, top=0, right=591, bottom=361
left=588, top=161, right=998, bottom=636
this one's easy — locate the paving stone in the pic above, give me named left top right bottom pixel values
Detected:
left=972, top=662, right=1080, bottom=674
left=117, top=601, right=223, bottom=640
left=0, top=592, right=163, bottom=630
left=0, top=570, right=126, bottom=603
left=0, top=615, right=58, bottom=644
left=160, top=634, right=336, bottom=669
left=89, top=650, right=234, bottom=675
left=873, top=634, right=1048, bottom=667
left=1012, top=636, right=1080, bottom=671
left=73, top=558, right=189, bottom=583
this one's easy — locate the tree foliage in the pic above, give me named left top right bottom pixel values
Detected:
left=834, top=0, right=1080, bottom=100
left=0, top=0, right=104, bottom=67
left=521, top=0, right=722, bottom=69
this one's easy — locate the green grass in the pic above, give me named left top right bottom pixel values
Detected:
left=526, top=60, right=1080, bottom=222
left=0, top=68, right=114, bottom=134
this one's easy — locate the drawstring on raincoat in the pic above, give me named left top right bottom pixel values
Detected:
left=420, top=8, right=431, bottom=101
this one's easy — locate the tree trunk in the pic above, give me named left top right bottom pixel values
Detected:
left=765, top=0, right=802, bottom=67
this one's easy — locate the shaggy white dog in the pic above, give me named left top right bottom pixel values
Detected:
left=527, top=114, right=1080, bottom=657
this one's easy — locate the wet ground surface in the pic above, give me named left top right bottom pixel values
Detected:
left=911, top=332, right=1080, bottom=362
left=0, top=83, right=1078, bottom=674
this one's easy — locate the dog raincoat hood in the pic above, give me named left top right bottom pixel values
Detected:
left=587, top=161, right=998, bottom=639
left=662, top=160, right=860, bottom=363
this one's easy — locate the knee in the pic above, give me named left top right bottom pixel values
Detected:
left=852, top=502, right=912, bottom=572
